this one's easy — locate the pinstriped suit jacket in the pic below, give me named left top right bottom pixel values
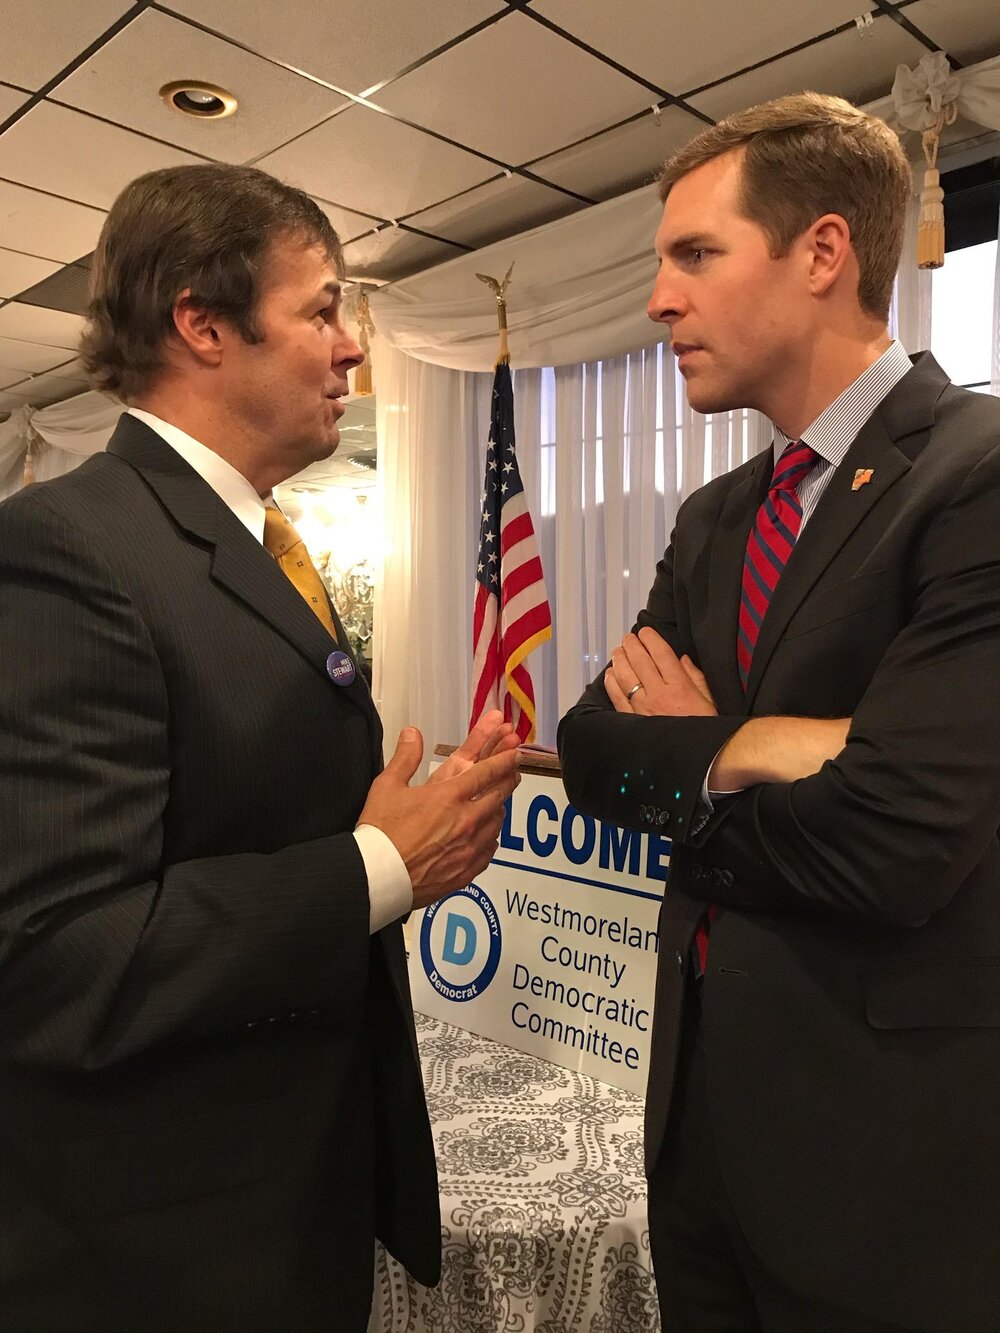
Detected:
left=0, top=415, right=439, bottom=1331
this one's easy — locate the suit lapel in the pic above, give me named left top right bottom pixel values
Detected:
left=742, top=352, right=948, bottom=707
left=107, top=415, right=373, bottom=718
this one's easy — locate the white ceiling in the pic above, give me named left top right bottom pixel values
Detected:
left=0, top=0, right=997, bottom=445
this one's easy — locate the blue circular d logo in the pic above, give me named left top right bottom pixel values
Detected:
left=420, top=882, right=502, bottom=1002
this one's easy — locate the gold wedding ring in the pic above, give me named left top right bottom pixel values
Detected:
left=626, top=683, right=644, bottom=701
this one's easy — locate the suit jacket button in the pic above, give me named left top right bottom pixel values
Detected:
left=718, top=868, right=734, bottom=888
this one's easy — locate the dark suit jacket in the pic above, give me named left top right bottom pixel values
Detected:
left=559, top=354, right=1000, bottom=1332
left=0, top=416, right=439, bottom=1332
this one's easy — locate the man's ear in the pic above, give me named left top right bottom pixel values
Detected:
left=170, top=289, right=226, bottom=367
left=804, top=212, right=854, bottom=299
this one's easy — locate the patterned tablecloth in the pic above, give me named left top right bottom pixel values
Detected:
left=370, top=1011, right=660, bottom=1333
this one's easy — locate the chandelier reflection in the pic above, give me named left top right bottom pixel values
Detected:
left=287, top=489, right=377, bottom=666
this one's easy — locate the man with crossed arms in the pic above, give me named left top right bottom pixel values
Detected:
left=560, top=93, right=999, bottom=1333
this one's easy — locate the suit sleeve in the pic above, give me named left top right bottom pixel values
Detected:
left=562, top=443, right=1000, bottom=929
left=0, top=489, right=372, bottom=1072
left=559, top=517, right=749, bottom=842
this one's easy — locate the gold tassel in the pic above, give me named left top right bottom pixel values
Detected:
left=354, top=290, right=375, bottom=396
left=916, top=105, right=956, bottom=271
left=21, top=438, right=35, bottom=488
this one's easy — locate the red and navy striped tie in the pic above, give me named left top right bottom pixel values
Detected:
left=738, top=440, right=818, bottom=689
left=694, top=440, right=817, bottom=978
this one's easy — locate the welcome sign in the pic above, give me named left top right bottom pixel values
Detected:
left=407, top=763, right=669, bottom=1094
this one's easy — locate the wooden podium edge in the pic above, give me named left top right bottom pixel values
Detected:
left=434, top=742, right=562, bottom=778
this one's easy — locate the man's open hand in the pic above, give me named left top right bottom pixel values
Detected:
left=358, top=721, right=520, bottom=909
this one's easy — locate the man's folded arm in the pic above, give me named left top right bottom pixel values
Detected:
left=562, top=446, right=1000, bottom=929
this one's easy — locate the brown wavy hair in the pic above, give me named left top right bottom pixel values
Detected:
left=658, top=92, right=911, bottom=321
left=80, top=164, right=343, bottom=401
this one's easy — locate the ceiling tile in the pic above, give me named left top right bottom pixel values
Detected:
left=0, top=302, right=85, bottom=349
left=340, top=228, right=463, bottom=283
left=258, top=104, right=494, bottom=219
left=0, top=335, right=74, bottom=373
left=904, top=0, right=1000, bottom=67
left=0, top=0, right=132, bottom=92
left=0, top=390, right=29, bottom=415
left=54, top=9, right=350, bottom=165
left=0, top=100, right=202, bottom=211
left=0, top=365, right=30, bottom=390
left=530, top=106, right=707, bottom=201
left=0, top=248, right=62, bottom=298
left=689, top=18, right=927, bottom=121
left=533, top=0, right=879, bottom=96
left=0, top=181, right=105, bottom=263
left=406, top=174, right=584, bottom=248
left=376, top=11, right=651, bottom=165
left=3, top=364, right=88, bottom=404
left=166, top=0, right=500, bottom=96
left=44, top=355, right=87, bottom=380
left=15, top=261, right=89, bottom=314
left=311, top=197, right=383, bottom=245
left=0, top=84, right=29, bottom=121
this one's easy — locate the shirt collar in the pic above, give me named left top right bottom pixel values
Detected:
left=772, top=339, right=912, bottom=468
left=127, top=407, right=267, bottom=543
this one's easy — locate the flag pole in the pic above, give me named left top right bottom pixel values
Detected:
left=476, top=262, right=514, bottom=366
left=469, top=261, right=552, bottom=745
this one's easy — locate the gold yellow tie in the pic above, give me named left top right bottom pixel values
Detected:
left=263, top=506, right=337, bottom=640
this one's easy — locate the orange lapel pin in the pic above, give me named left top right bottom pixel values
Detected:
left=852, top=468, right=874, bottom=491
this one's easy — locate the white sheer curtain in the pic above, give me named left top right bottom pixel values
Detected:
left=372, top=336, right=770, bottom=757
left=890, top=190, right=932, bottom=354
left=371, top=340, right=494, bottom=763
left=0, top=390, right=121, bottom=501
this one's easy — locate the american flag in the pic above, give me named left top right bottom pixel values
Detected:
left=470, top=361, right=552, bottom=743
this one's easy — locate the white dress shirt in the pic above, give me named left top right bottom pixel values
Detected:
left=127, top=408, right=413, bottom=932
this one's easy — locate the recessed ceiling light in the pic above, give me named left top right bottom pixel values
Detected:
left=160, top=81, right=238, bottom=119
left=347, top=450, right=377, bottom=472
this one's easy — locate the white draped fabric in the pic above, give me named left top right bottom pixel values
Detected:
left=0, top=390, right=120, bottom=501
left=892, top=51, right=1000, bottom=139
left=368, top=185, right=664, bottom=372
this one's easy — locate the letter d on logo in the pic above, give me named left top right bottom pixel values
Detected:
left=421, top=882, right=502, bottom=1003
left=442, top=913, right=477, bottom=966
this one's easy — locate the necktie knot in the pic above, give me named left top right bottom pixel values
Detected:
left=769, top=440, right=818, bottom=496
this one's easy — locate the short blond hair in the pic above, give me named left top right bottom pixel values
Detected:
left=659, top=92, right=911, bottom=320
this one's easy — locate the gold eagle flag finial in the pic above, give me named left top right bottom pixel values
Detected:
left=476, top=262, right=515, bottom=366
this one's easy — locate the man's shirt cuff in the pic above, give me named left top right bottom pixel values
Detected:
left=354, top=825, right=413, bottom=933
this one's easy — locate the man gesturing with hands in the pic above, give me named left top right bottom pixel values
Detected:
left=361, top=711, right=520, bottom=910
left=0, top=163, right=518, bottom=1333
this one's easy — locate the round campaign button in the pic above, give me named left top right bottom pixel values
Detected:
left=326, top=650, right=356, bottom=687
